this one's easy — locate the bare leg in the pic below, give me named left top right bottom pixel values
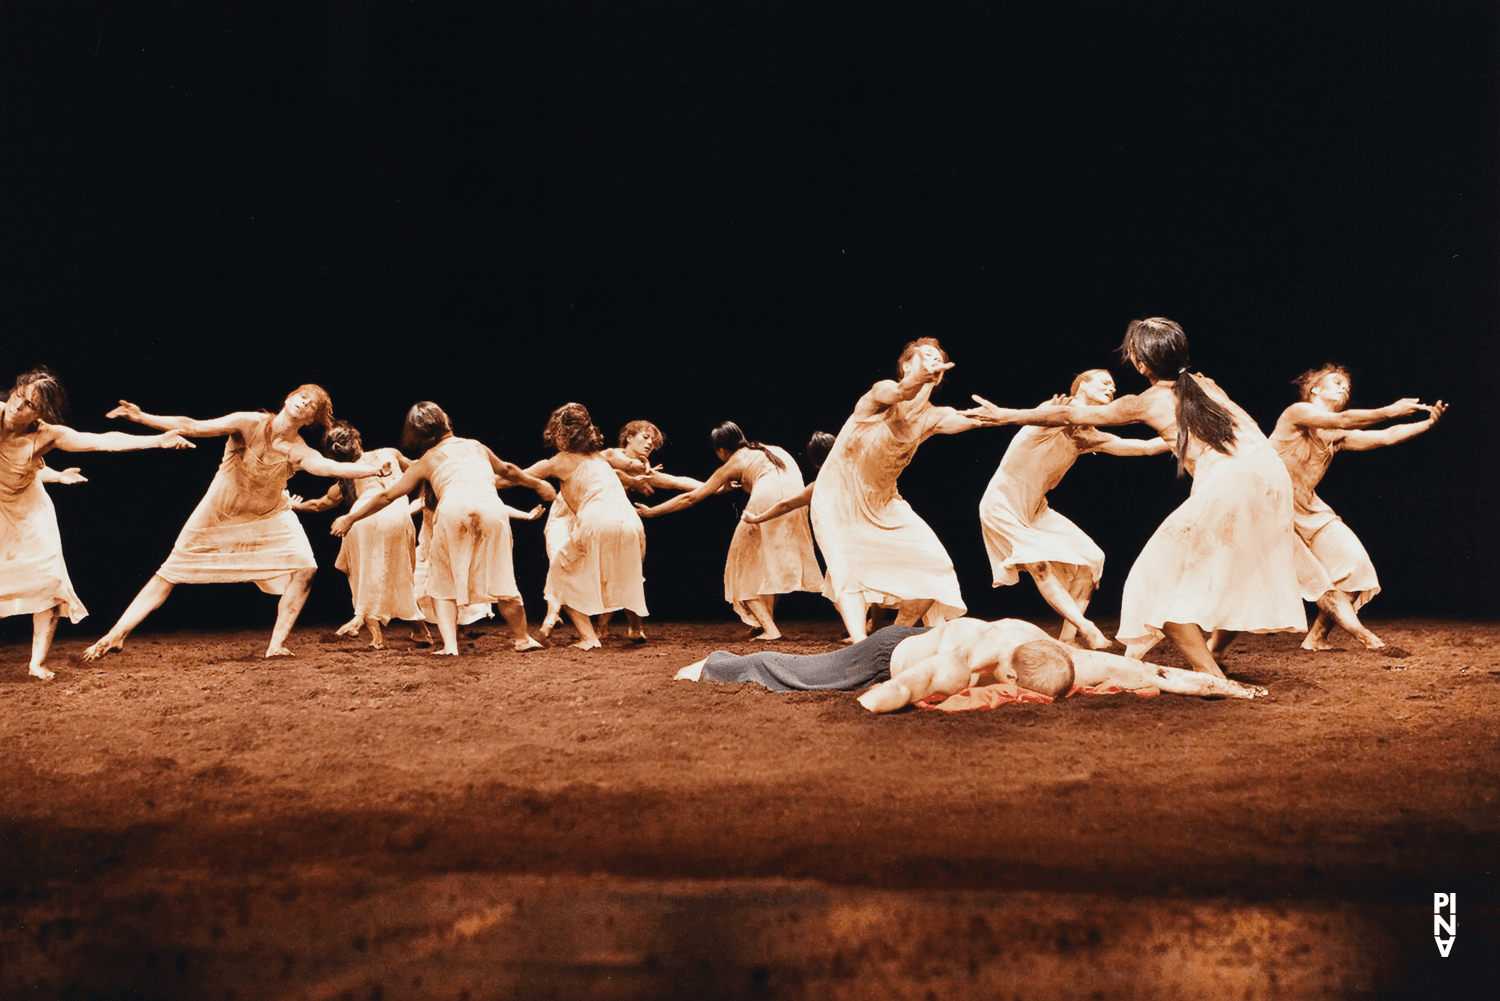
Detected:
left=1159, top=621, right=1225, bottom=679
left=83, top=574, right=176, bottom=661
left=1025, top=562, right=1109, bottom=649
left=539, top=597, right=563, bottom=639
left=497, top=597, right=542, bottom=651
left=265, top=568, right=316, bottom=658
left=624, top=610, right=647, bottom=642
left=745, top=597, right=780, bottom=640
left=1070, top=649, right=1267, bottom=699
left=335, top=614, right=363, bottom=638
left=596, top=610, right=615, bottom=638
left=1056, top=565, right=1097, bottom=645
left=1207, top=629, right=1239, bottom=662
left=1305, top=590, right=1385, bottom=651
left=432, top=598, right=460, bottom=655
left=834, top=592, right=869, bottom=644
left=366, top=617, right=385, bottom=650
left=28, top=607, right=61, bottom=680
left=564, top=606, right=601, bottom=650
left=893, top=599, right=933, bottom=627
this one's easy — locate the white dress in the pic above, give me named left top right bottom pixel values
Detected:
left=722, top=446, right=823, bottom=626
left=421, top=437, right=519, bottom=604
left=0, top=428, right=86, bottom=623
left=543, top=453, right=648, bottom=617
left=334, top=447, right=420, bottom=625
left=1270, top=424, right=1380, bottom=610
left=1116, top=376, right=1306, bottom=650
left=978, top=425, right=1106, bottom=587
left=157, top=415, right=316, bottom=594
left=809, top=389, right=965, bottom=622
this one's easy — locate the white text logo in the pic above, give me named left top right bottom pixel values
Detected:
left=1433, top=893, right=1457, bottom=957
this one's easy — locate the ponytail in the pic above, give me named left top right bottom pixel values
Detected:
left=709, top=421, right=785, bottom=471
left=1118, top=318, right=1235, bottom=477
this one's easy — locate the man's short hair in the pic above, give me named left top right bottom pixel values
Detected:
left=1292, top=364, right=1352, bottom=407
left=1012, top=639, right=1075, bottom=698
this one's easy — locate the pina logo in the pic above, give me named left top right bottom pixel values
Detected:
left=1433, top=893, right=1457, bottom=957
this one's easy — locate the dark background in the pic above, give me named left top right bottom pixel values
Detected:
left=3, top=1, right=1494, bottom=634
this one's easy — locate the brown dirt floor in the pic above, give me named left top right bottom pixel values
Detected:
left=1, top=615, right=1496, bottom=1000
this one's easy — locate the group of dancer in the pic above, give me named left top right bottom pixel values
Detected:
left=2, top=318, right=1444, bottom=715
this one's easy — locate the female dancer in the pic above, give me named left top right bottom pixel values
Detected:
left=523, top=403, right=648, bottom=650
left=739, top=431, right=836, bottom=526
left=290, top=420, right=419, bottom=650
left=330, top=402, right=555, bottom=655
left=83, top=385, right=383, bottom=661
left=1, top=367, right=193, bottom=679
left=978, top=369, right=1168, bottom=650
left=974, top=318, right=1305, bottom=677
left=635, top=422, right=822, bottom=640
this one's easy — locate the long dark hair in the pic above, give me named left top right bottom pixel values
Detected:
left=6, top=366, right=68, bottom=431
left=710, top=421, right=784, bottom=471
left=400, top=401, right=453, bottom=457
left=544, top=402, right=604, bottom=454
left=322, top=420, right=364, bottom=508
left=1118, top=317, right=1234, bottom=476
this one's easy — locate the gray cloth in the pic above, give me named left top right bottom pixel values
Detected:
left=700, top=625, right=930, bottom=692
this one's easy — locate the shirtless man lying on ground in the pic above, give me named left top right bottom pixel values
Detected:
left=673, top=618, right=1268, bottom=712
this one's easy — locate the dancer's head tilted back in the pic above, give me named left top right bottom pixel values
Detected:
left=896, top=337, right=949, bottom=383
left=4, top=366, right=68, bottom=431
left=709, top=421, right=785, bottom=470
left=544, top=402, right=604, bottom=454
left=806, top=431, right=835, bottom=469
left=1011, top=638, right=1075, bottom=698
left=1119, top=317, right=1234, bottom=475
left=284, top=384, right=334, bottom=433
left=1292, top=363, right=1353, bottom=412
left=401, top=402, right=452, bottom=457
left=1069, top=368, right=1116, bottom=405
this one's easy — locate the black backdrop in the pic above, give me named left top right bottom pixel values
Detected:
left=4, top=2, right=1495, bottom=634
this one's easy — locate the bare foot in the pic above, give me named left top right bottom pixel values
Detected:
left=742, top=625, right=765, bottom=640
left=537, top=622, right=555, bottom=640
left=571, top=638, right=602, bottom=651
left=335, top=621, right=361, bottom=638
left=674, top=659, right=706, bottom=681
left=265, top=645, right=295, bottom=658
left=82, top=637, right=123, bottom=662
left=513, top=636, right=544, bottom=652
left=627, top=632, right=647, bottom=644
left=432, top=648, right=459, bottom=656
left=752, top=631, right=782, bottom=641
left=369, top=640, right=386, bottom=650
left=1301, top=635, right=1336, bottom=652
left=28, top=664, right=55, bottom=681
left=1080, top=623, right=1112, bottom=650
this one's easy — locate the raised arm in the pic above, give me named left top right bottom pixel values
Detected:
left=106, top=401, right=256, bottom=438
left=742, top=483, right=813, bottom=525
left=40, top=423, right=195, bottom=455
left=635, top=454, right=745, bottom=518
left=484, top=445, right=557, bottom=502
left=1339, top=401, right=1446, bottom=451
left=864, top=348, right=954, bottom=412
left=1278, top=398, right=1429, bottom=432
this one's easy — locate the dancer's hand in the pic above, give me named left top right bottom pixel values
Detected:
left=911, top=345, right=954, bottom=383
left=525, top=504, right=544, bottom=520
left=108, top=400, right=144, bottom=422
left=634, top=502, right=656, bottom=518
left=969, top=394, right=1013, bottom=422
left=287, top=494, right=305, bottom=509
left=330, top=515, right=353, bottom=537
left=1424, top=400, right=1447, bottom=423
left=741, top=510, right=766, bottom=525
left=53, top=467, right=88, bottom=484
left=1388, top=397, right=1426, bottom=417
left=158, top=430, right=195, bottom=450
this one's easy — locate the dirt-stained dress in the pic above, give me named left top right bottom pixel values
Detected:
left=0, top=427, right=86, bottom=622
left=1117, top=376, right=1306, bottom=650
left=334, top=447, right=420, bottom=625
left=978, top=425, right=1106, bottom=588
left=723, top=446, right=823, bottom=626
left=419, top=437, right=520, bottom=605
left=157, top=415, right=316, bottom=594
left=810, top=391, right=965, bottom=622
left=543, top=453, right=647, bottom=617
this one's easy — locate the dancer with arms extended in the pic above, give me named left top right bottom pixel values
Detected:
left=635, top=422, right=822, bottom=640
left=1, top=367, right=193, bottom=679
left=85, top=385, right=385, bottom=661
left=330, top=402, right=554, bottom=655
left=979, top=369, right=1169, bottom=650
left=524, top=403, right=649, bottom=650
left=291, top=420, right=419, bottom=650
left=739, top=431, right=835, bottom=527
left=1270, top=364, right=1445, bottom=652
left=812, top=338, right=993, bottom=643
left=974, top=318, right=1305, bottom=677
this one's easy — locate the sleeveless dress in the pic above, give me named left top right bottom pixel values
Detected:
left=1270, top=424, right=1380, bottom=609
left=1116, top=376, right=1306, bottom=650
left=722, top=446, right=823, bottom=626
left=334, top=448, right=420, bottom=625
left=543, top=453, right=647, bottom=617
left=157, top=416, right=316, bottom=594
left=0, top=429, right=86, bottom=622
left=420, top=437, right=520, bottom=604
left=810, top=392, right=965, bottom=622
left=978, top=424, right=1107, bottom=587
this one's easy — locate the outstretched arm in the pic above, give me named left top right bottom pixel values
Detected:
left=1087, top=433, right=1172, bottom=457
left=331, top=460, right=429, bottom=536
left=106, top=401, right=254, bottom=438
left=1280, top=398, right=1430, bottom=432
left=1068, top=649, right=1266, bottom=699
left=502, top=503, right=545, bottom=521
left=971, top=393, right=1151, bottom=428
left=291, top=442, right=392, bottom=481
left=742, top=483, right=813, bottom=525
left=485, top=446, right=557, bottom=502
left=41, top=423, right=196, bottom=454
left=865, top=352, right=954, bottom=411
left=291, top=484, right=343, bottom=513
left=636, top=454, right=744, bottom=517
left=1339, top=401, right=1446, bottom=450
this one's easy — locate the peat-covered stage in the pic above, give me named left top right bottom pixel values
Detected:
left=1, top=617, right=1493, bottom=998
